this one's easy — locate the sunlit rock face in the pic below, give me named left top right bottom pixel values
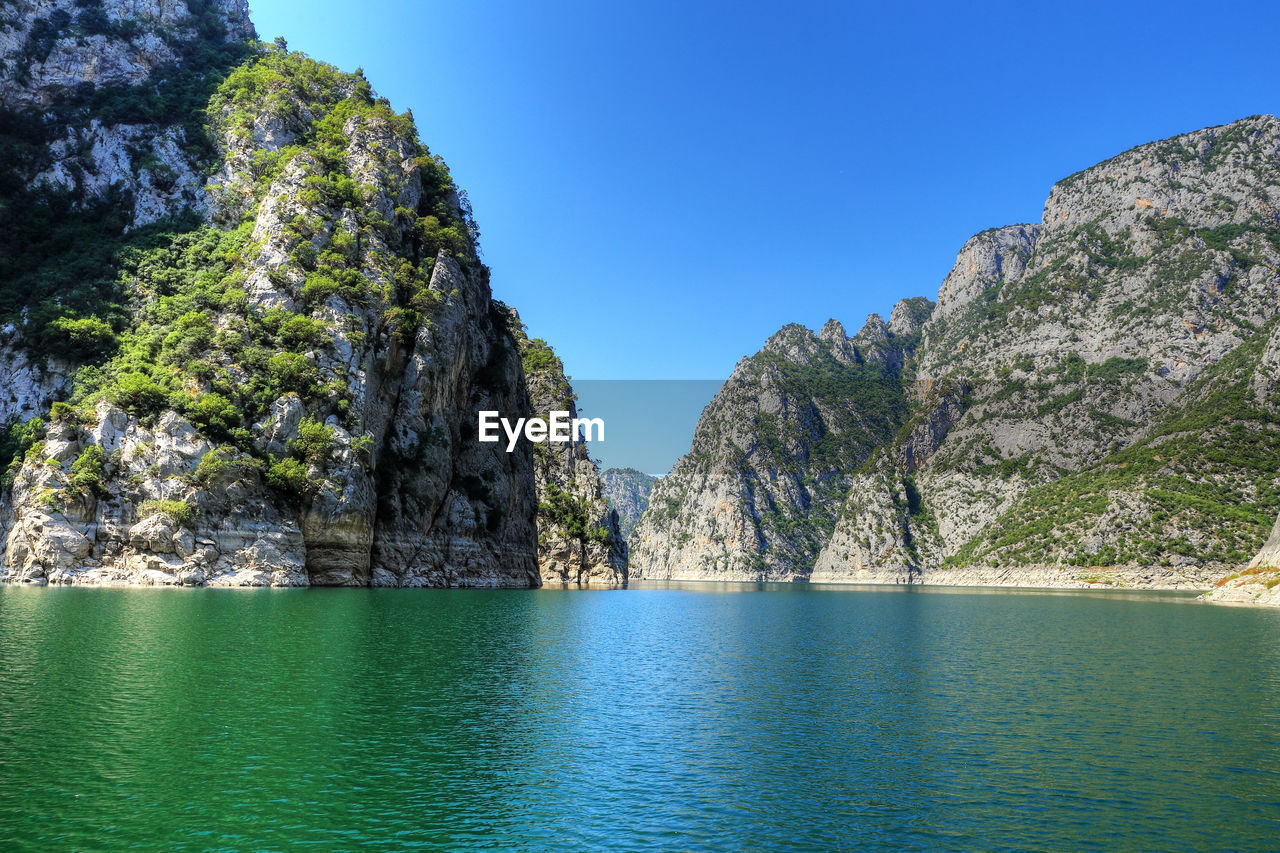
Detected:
left=0, top=1, right=541, bottom=586
left=635, top=116, right=1280, bottom=588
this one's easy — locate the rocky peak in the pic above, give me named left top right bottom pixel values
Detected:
left=818, top=318, right=847, bottom=343
left=929, top=224, right=1039, bottom=329
left=761, top=323, right=822, bottom=364
left=887, top=296, right=934, bottom=338
left=817, top=318, right=862, bottom=364
left=1042, top=114, right=1280, bottom=236
left=853, top=313, right=889, bottom=345
left=631, top=306, right=912, bottom=581
left=847, top=313, right=892, bottom=366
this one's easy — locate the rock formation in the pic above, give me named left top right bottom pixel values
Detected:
left=635, top=115, right=1280, bottom=589
left=630, top=311, right=927, bottom=580
left=514, top=322, right=626, bottom=587
left=0, top=0, right=541, bottom=586
left=600, top=467, right=656, bottom=539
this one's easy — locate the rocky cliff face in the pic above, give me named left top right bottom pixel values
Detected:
left=600, top=467, right=656, bottom=539
left=629, top=309, right=929, bottom=580
left=1, top=0, right=254, bottom=226
left=0, top=2, right=540, bottom=586
left=895, top=116, right=1280, bottom=582
left=515, top=324, right=626, bottom=587
left=1, top=0, right=253, bottom=108
left=636, top=115, right=1280, bottom=588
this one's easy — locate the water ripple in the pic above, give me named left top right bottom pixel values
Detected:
left=1, top=584, right=1278, bottom=850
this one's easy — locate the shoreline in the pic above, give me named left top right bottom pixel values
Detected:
left=0, top=568, right=1212, bottom=594
left=636, top=563, right=1219, bottom=590
left=9, top=561, right=1280, bottom=606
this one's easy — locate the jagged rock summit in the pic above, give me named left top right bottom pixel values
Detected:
left=630, top=300, right=929, bottom=581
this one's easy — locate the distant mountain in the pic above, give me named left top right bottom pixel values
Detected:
left=600, top=468, right=658, bottom=539
left=630, top=305, right=929, bottom=581
left=633, top=115, right=1280, bottom=591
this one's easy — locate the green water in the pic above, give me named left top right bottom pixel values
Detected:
left=0, top=584, right=1278, bottom=851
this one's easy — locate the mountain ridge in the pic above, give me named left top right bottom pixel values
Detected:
left=633, top=113, right=1280, bottom=595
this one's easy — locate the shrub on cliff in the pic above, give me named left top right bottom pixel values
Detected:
left=111, top=372, right=169, bottom=418
left=266, top=457, right=313, bottom=499
left=290, top=418, right=335, bottom=464
left=140, top=499, right=197, bottom=528
left=68, top=445, right=107, bottom=496
left=46, top=315, right=117, bottom=359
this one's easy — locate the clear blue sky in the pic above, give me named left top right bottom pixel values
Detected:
left=249, top=0, right=1278, bottom=381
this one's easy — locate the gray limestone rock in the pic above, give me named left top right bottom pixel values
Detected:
left=600, top=468, right=657, bottom=540
left=0, top=1, right=539, bottom=587
left=633, top=116, right=1280, bottom=592
left=514, top=318, right=627, bottom=588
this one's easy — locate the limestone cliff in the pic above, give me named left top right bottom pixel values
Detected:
left=630, top=310, right=928, bottom=580
left=891, top=116, right=1280, bottom=582
left=0, top=1, right=539, bottom=586
left=600, top=467, right=656, bottom=539
left=0, top=0, right=255, bottom=226
left=637, top=115, right=1280, bottom=588
left=514, top=323, right=626, bottom=587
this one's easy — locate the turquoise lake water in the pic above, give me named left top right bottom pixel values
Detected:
left=1, top=583, right=1278, bottom=851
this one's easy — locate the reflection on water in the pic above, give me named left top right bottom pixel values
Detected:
left=1, top=584, right=1278, bottom=850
